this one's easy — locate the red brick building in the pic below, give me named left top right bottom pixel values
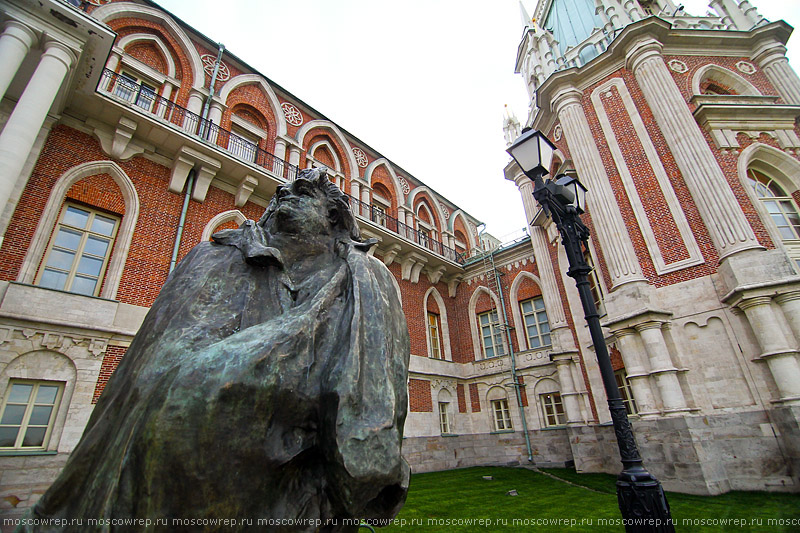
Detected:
left=0, top=0, right=799, bottom=518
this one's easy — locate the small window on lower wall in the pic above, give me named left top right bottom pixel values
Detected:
left=438, top=401, right=451, bottom=434
left=615, top=370, right=638, bottom=416
left=492, top=399, right=512, bottom=431
left=0, top=380, right=64, bottom=451
left=36, top=203, right=119, bottom=297
left=540, top=392, right=566, bottom=427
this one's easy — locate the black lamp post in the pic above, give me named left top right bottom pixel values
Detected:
left=507, top=129, right=674, bottom=532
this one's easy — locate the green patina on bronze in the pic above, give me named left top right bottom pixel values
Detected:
left=24, top=169, right=410, bottom=532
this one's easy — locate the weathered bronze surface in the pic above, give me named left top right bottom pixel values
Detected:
left=26, top=169, right=410, bottom=532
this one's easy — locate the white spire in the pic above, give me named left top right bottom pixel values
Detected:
left=503, top=105, right=522, bottom=147
left=519, top=1, right=533, bottom=29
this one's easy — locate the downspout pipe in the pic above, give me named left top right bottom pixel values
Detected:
left=199, top=42, right=225, bottom=139
left=493, top=252, right=534, bottom=464
left=171, top=43, right=223, bottom=272
left=169, top=169, right=195, bottom=273
left=477, top=224, right=534, bottom=464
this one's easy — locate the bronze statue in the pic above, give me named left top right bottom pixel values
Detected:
left=26, top=169, right=410, bottom=532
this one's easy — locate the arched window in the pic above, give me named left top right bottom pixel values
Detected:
left=520, top=297, right=551, bottom=350
left=747, top=168, right=800, bottom=269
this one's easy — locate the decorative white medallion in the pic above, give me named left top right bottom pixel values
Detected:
left=553, top=124, right=562, bottom=141
left=667, top=60, right=688, bottom=74
left=352, top=147, right=368, bottom=168
left=201, top=54, right=231, bottom=82
left=470, top=223, right=478, bottom=236
left=736, top=61, right=756, bottom=75
left=281, top=102, right=304, bottom=126
left=440, top=203, right=450, bottom=219
left=398, top=176, right=410, bottom=194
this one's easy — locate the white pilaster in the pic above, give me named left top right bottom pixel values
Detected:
left=0, top=39, right=75, bottom=229
left=551, top=353, right=584, bottom=425
left=626, top=38, right=762, bottom=260
left=614, top=328, right=660, bottom=417
left=774, top=291, right=800, bottom=349
left=553, top=88, right=646, bottom=289
left=0, top=20, right=37, bottom=102
left=738, top=296, right=800, bottom=404
left=635, top=322, right=689, bottom=413
left=752, top=41, right=800, bottom=106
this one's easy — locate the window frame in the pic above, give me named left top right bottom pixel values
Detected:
left=478, top=310, right=505, bottom=359
left=520, top=296, right=552, bottom=350
left=115, top=69, right=159, bottom=112
left=491, top=398, right=513, bottom=431
left=438, top=401, right=451, bottom=434
left=427, top=312, right=442, bottom=360
left=35, top=202, right=120, bottom=297
left=747, top=167, right=800, bottom=272
left=0, top=379, right=65, bottom=452
left=615, top=370, right=638, bottom=416
left=540, top=392, right=566, bottom=428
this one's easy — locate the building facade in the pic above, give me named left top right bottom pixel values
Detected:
left=0, top=0, right=798, bottom=520
left=506, top=0, right=800, bottom=495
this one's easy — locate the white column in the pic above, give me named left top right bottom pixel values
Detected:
left=614, top=328, right=659, bottom=417
left=709, top=0, right=745, bottom=30
left=738, top=297, right=800, bottom=404
left=753, top=41, right=800, bottom=106
left=635, top=322, right=689, bottom=413
left=0, top=40, right=75, bottom=219
left=350, top=179, right=360, bottom=213
left=551, top=354, right=583, bottom=425
left=105, top=51, right=121, bottom=73
left=287, top=146, right=301, bottom=169
left=0, top=20, right=37, bottom=102
left=207, top=100, right=224, bottom=125
left=774, top=291, right=800, bottom=349
left=626, top=38, right=762, bottom=260
left=554, top=88, right=646, bottom=289
left=360, top=182, right=371, bottom=218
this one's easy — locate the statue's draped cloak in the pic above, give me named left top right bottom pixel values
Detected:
left=30, top=230, right=410, bottom=531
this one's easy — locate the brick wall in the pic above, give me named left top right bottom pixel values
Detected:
left=92, top=345, right=127, bottom=403
left=409, top=378, right=432, bottom=412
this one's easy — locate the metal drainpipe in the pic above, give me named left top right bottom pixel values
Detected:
left=170, top=43, right=224, bottom=273
left=478, top=225, right=534, bottom=464
left=493, top=262, right=534, bottom=464
left=169, top=169, right=195, bottom=273
left=200, top=42, right=225, bottom=138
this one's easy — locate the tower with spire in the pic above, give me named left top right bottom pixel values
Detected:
left=505, top=0, right=800, bottom=494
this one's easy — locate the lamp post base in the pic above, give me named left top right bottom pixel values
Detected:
left=617, top=467, right=675, bottom=532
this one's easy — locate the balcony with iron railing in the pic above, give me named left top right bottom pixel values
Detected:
left=96, top=68, right=466, bottom=265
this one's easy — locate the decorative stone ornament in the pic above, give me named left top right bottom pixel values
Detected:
left=736, top=61, right=756, bottom=75
left=200, top=54, right=231, bottom=81
left=440, top=203, right=450, bottom=219
left=667, top=59, right=688, bottom=73
left=553, top=124, right=562, bottom=141
left=398, top=176, right=410, bottom=194
left=352, top=146, right=368, bottom=167
left=281, top=102, right=304, bottom=126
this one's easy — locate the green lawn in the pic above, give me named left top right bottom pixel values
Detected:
left=379, top=467, right=800, bottom=532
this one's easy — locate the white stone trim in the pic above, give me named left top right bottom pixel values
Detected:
left=307, top=139, right=342, bottom=172
left=691, top=64, right=761, bottom=96
left=407, top=186, right=447, bottom=235
left=447, top=210, right=478, bottom=250
left=201, top=209, right=246, bottom=241
left=509, top=271, right=546, bottom=351
left=468, top=286, right=506, bottom=362
left=364, top=158, right=405, bottom=206
left=294, top=120, right=358, bottom=179
left=230, top=114, right=268, bottom=140
left=92, top=2, right=205, bottom=91
left=116, top=33, right=176, bottom=79
left=18, top=161, right=140, bottom=301
left=217, top=74, right=288, bottom=137
left=737, top=143, right=800, bottom=255
left=591, top=78, right=704, bottom=274
left=424, top=287, right=452, bottom=362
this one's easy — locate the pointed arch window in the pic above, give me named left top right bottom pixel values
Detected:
left=747, top=168, right=800, bottom=269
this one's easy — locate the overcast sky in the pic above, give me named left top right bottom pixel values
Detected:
left=155, top=0, right=800, bottom=241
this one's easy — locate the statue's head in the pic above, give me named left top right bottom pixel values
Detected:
left=259, top=168, right=366, bottom=247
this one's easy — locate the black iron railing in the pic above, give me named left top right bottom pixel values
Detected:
left=98, top=68, right=465, bottom=265
left=97, top=68, right=298, bottom=181
left=345, top=194, right=465, bottom=264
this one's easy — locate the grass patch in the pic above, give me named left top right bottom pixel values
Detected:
left=381, top=467, right=800, bottom=532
